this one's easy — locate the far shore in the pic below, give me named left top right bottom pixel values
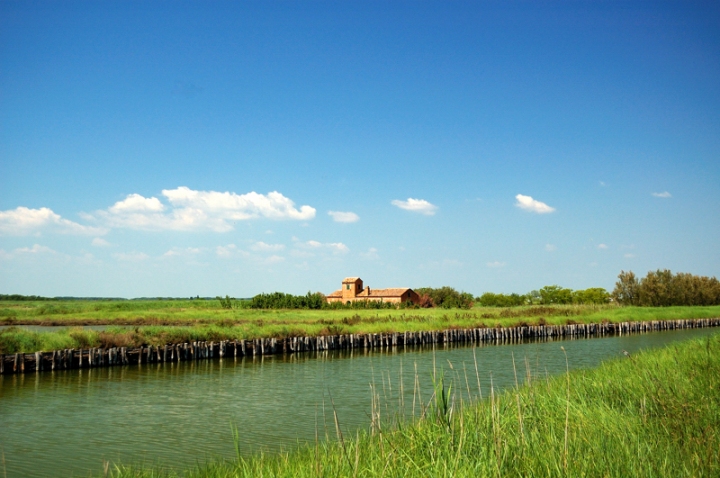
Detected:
left=1, top=299, right=720, bottom=355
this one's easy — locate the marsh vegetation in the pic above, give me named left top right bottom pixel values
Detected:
left=104, top=333, right=720, bottom=477
left=2, top=302, right=720, bottom=354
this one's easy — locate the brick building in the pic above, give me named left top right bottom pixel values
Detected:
left=326, top=277, right=420, bottom=305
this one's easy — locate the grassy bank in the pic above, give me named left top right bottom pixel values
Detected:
left=4, top=300, right=720, bottom=326
left=1, top=303, right=720, bottom=354
left=108, top=332, right=720, bottom=477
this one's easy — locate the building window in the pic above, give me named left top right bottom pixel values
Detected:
left=346, top=284, right=350, bottom=290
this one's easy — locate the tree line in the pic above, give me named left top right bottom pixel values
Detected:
left=0, top=294, right=52, bottom=301
left=228, top=270, right=720, bottom=310
left=238, top=287, right=477, bottom=310
left=476, top=286, right=610, bottom=307
left=612, top=270, right=720, bottom=306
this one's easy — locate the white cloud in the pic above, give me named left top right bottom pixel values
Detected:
left=515, top=194, right=555, bottom=214
left=545, top=244, right=557, bottom=252
left=652, top=191, right=672, bottom=198
left=391, top=198, right=438, bottom=216
left=0, top=244, right=57, bottom=261
left=487, top=261, right=506, bottom=268
left=15, top=244, right=56, bottom=255
left=303, top=240, right=349, bottom=253
left=265, top=255, right=285, bottom=264
left=112, top=251, right=149, bottom=262
left=0, top=207, right=107, bottom=236
left=360, top=247, right=379, bottom=260
left=328, top=243, right=350, bottom=253
left=88, top=187, right=316, bottom=232
left=599, top=181, right=606, bottom=187
left=163, top=247, right=202, bottom=258
left=216, top=244, right=238, bottom=257
left=251, top=241, right=285, bottom=252
left=109, top=194, right=165, bottom=213
left=624, top=253, right=636, bottom=258
left=163, top=187, right=316, bottom=220
left=328, top=211, right=360, bottom=223
left=598, top=243, right=608, bottom=250
left=289, top=249, right=314, bottom=258
left=91, top=237, right=111, bottom=247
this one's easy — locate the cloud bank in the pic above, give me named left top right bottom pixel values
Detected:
left=391, top=198, right=438, bottom=216
left=515, top=194, right=555, bottom=214
left=88, top=187, right=316, bottom=232
left=0, top=207, right=107, bottom=236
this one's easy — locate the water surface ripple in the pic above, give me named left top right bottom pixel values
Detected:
left=1, top=327, right=717, bottom=477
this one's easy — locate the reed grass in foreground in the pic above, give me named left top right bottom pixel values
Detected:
left=108, top=333, right=720, bottom=477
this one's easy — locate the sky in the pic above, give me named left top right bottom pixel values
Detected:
left=1, top=1, right=719, bottom=298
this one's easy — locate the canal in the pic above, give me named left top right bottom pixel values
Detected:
left=1, top=327, right=717, bottom=477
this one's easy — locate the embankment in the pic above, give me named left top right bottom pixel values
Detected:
left=2, top=317, right=718, bottom=375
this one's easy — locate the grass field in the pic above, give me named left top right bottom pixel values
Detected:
left=105, top=331, right=720, bottom=477
left=1, top=300, right=720, bottom=354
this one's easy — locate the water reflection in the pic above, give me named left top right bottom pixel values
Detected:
left=0, top=327, right=717, bottom=478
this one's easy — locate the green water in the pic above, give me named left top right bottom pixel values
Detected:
left=1, top=327, right=717, bottom=477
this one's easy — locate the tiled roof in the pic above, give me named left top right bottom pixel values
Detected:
left=326, top=290, right=343, bottom=297
left=367, top=288, right=411, bottom=297
left=342, top=277, right=361, bottom=282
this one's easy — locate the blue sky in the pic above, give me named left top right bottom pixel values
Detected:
left=1, top=1, right=719, bottom=298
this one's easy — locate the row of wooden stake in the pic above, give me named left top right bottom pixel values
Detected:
left=1, top=317, right=718, bottom=375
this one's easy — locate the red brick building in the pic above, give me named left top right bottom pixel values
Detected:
left=326, top=277, right=420, bottom=305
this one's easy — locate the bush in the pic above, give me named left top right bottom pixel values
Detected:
left=414, top=287, right=474, bottom=309
left=476, top=292, right=528, bottom=307
left=572, top=287, right=610, bottom=304
left=323, top=300, right=396, bottom=310
left=248, top=292, right=326, bottom=309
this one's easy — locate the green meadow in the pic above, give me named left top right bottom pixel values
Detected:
left=1, top=299, right=719, bottom=354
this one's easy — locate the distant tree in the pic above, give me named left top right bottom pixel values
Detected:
left=476, top=292, right=500, bottom=307
left=248, top=291, right=327, bottom=309
left=527, top=290, right=541, bottom=305
left=476, top=292, right=527, bottom=307
left=572, top=288, right=610, bottom=304
left=415, top=287, right=474, bottom=309
left=539, top=285, right=573, bottom=305
left=418, top=294, right=434, bottom=308
left=612, top=271, right=640, bottom=305
left=0, top=294, right=52, bottom=301
left=613, top=269, right=720, bottom=306
left=216, top=295, right=235, bottom=309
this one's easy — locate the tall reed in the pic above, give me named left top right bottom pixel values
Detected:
left=108, top=333, right=720, bottom=477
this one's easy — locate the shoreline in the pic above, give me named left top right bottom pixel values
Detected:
left=2, top=316, right=718, bottom=375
